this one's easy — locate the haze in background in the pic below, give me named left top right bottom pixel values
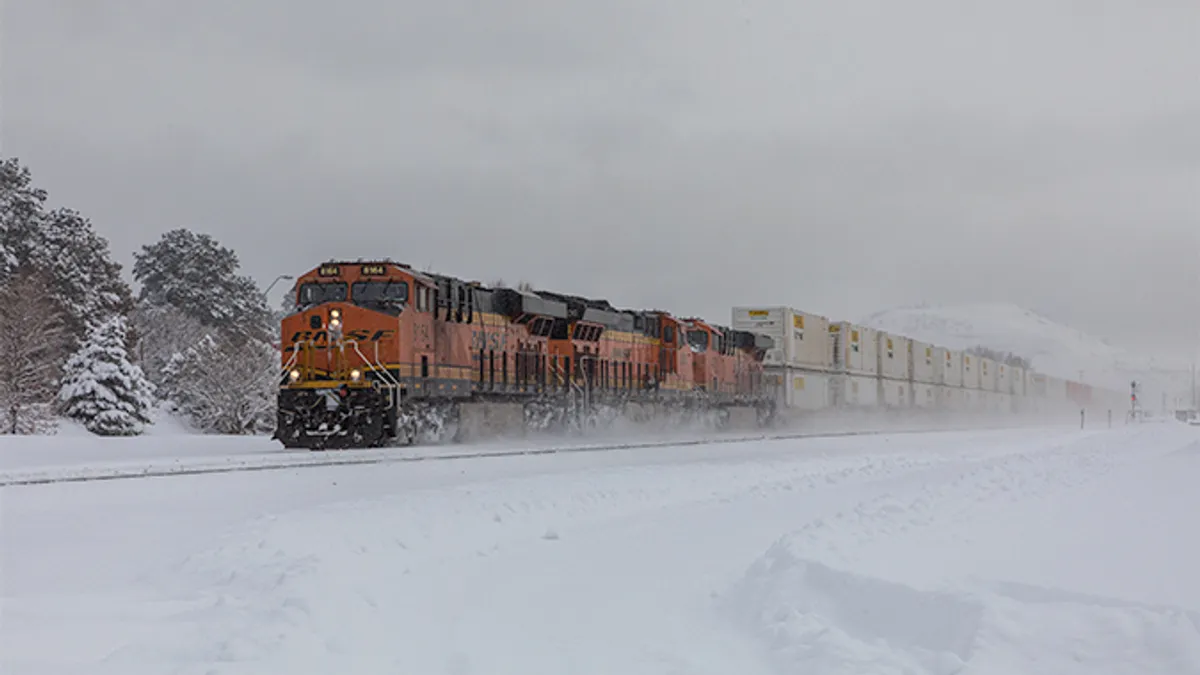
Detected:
left=3, top=0, right=1198, bottom=362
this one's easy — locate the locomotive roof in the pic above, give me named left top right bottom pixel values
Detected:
left=305, top=260, right=695, bottom=327
left=312, top=259, right=436, bottom=284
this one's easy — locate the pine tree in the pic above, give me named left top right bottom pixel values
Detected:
left=0, top=267, right=71, bottom=434
left=133, top=229, right=273, bottom=343
left=26, top=208, right=134, bottom=342
left=0, top=157, right=48, bottom=286
left=59, top=316, right=156, bottom=436
left=0, top=158, right=133, bottom=343
left=0, top=240, right=15, bottom=281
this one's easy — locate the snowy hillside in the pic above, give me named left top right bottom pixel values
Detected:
left=860, top=303, right=1192, bottom=405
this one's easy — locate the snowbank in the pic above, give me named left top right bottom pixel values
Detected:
left=721, top=424, right=1200, bottom=674
left=724, top=550, right=1200, bottom=674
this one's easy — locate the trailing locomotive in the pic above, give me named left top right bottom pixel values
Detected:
left=274, top=260, right=775, bottom=450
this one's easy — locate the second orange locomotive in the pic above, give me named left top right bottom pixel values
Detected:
left=276, top=260, right=775, bottom=449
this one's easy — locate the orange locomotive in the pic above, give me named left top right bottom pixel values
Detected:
left=275, top=260, right=775, bottom=449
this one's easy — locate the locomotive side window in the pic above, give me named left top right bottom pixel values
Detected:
left=663, top=324, right=675, bottom=344
left=297, top=282, right=348, bottom=309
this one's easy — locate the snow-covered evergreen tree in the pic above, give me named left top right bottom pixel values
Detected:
left=0, top=158, right=133, bottom=343
left=0, top=157, right=48, bottom=286
left=25, top=208, right=134, bottom=343
left=133, top=229, right=274, bottom=343
left=0, top=240, right=15, bottom=282
left=59, top=316, right=156, bottom=436
left=0, top=267, right=71, bottom=434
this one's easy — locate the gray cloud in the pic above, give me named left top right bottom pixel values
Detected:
left=4, top=0, right=1199, bottom=361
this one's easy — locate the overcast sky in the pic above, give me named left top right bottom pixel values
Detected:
left=3, top=1, right=1198, bottom=360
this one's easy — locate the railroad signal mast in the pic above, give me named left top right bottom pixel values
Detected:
left=1130, top=380, right=1143, bottom=421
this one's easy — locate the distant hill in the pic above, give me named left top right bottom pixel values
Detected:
left=860, top=303, right=1193, bottom=408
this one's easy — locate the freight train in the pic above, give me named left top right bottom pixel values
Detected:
left=729, top=306, right=1132, bottom=421
left=274, top=260, right=776, bottom=449
left=274, top=260, right=1130, bottom=450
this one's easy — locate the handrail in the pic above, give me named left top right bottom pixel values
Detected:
left=347, top=339, right=401, bottom=410
left=280, top=342, right=300, bottom=380
left=348, top=340, right=401, bottom=388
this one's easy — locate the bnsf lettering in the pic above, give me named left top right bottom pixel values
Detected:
left=288, top=329, right=395, bottom=344
left=470, top=330, right=507, bottom=351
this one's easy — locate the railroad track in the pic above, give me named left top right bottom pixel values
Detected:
left=0, top=424, right=1063, bottom=488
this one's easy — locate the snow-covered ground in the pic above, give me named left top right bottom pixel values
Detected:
left=4, top=422, right=1200, bottom=674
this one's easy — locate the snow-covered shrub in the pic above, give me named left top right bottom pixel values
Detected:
left=162, top=334, right=278, bottom=435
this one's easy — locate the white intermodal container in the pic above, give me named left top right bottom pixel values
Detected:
left=910, top=341, right=937, bottom=384
left=980, top=357, right=997, bottom=392
left=964, top=388, right=985, bottom=412
left=1010, top=366, right=1027, bottom=397
left=877, top=332, right=911, bottom=381
left=998, top=392, right=1014, bottom=414
left=938, top=348, right=963, bottom=387
left=962, top=353, right=981, bottom=389
left=882, top=379, right=910, bottom=407
left=1028, top=372, right=1048, bottom=399
left=829, top=322, right=880, bottom=375
left=993, top=391, right=1009, bottom=414
left=731, top=307, right=833, bottom=369
left=979, top=390, right=994, bottom=413
left=832, top=373, right=880, bottom=407
left=777, top=367, right=832, bottom=411
left=996, top=363, right=1011, bottom=395
left=914, top=382, right=938, bottom=409
left=939, top=385, right=968, bottom=411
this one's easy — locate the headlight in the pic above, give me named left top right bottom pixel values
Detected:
left=330, top=309, right=341, bottom=320
left=350, top=369, right=362, bottom=382
left=289, top=369, right=301, bottom=382
left=329, top=318, right=341, bottom=329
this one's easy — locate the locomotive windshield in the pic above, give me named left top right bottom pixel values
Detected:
left=297, top=282, right=348, bottom=308
left=687, top=330, right=709, bottom=351
left=352, top=280, right=408, bottom=312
